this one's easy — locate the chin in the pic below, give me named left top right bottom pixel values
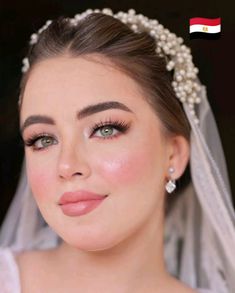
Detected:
left=57, top=224, right=130, bottom=252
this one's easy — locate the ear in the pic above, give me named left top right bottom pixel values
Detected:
left=166, top=135, right=190, bottom=180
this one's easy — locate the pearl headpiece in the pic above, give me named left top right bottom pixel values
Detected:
left=21, top=8, right=202, bottom=124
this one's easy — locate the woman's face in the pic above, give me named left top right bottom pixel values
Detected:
left=20, top=54, right=172, bottom=251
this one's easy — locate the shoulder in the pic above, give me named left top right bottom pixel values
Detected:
left=0, top=247, right=21, bottom=293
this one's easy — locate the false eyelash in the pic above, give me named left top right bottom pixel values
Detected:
left=23, top=119, right=130, bottom=149
left=24, top=132, right=54, bottom=147
left=89, top=118, right=131, bottom=138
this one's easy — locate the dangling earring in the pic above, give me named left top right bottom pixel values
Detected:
left=165, top=167, right=176, bottom=194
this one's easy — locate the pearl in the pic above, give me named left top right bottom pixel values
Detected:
left=128, top=9, right=136, bottom=15
left=102, top=8, right=113, bottom=15
left=151, top=20, right=158, bottom=25
left=156, top=47, right=161, bottom=53
left=178, top=85, right=183, bottom=92
left=20, top=8, right=202, bottom=124
left=172, top=81, right=177, bottom=87
left=176, top=75, right=183, bottom=82
left=163, top=45, right=169, bottom=51
left=131, top=24, right=138, bottom=31
left=188, top=104, right=194, bottom=109
left=31, top=33, right=38, bottom=40
left=177, top=37, right=183, bottom=44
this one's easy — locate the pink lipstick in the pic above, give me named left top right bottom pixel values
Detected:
left=58, top=190, right=108, bottom=217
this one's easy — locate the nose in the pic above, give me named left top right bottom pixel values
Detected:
left=57, top=141, right=91, bottom=181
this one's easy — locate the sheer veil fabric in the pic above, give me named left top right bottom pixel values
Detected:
left=164, top=87, right=235, bottom=293
left=0, top=14, right=234, bottom=293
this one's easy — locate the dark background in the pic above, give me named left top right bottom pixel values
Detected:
left=0, top=0, right=234, bottom=225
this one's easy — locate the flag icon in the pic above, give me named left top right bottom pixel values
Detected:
left=189, top=17, right=221, bottom=39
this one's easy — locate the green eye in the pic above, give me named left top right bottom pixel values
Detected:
left=90, top=120, right=130, bottom=140
left=100, top=126, right=115, bottom=137
left=33, top=136, right=57, bottom=150
left=40, top=137, right=54, bottom=147
left=24, top=133, right=58, bottom=151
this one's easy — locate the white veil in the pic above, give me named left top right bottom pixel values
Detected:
left=164, top=85, right=235, bottom=292
left=0, top=9, right=234, bottom=293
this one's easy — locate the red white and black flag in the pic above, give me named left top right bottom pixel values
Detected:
left=189, top=17, right=221, bottom=39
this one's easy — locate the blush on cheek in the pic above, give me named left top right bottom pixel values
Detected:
left=97, top=149, right=152, bottom=186
left=27, top=165, right=54, bottom=201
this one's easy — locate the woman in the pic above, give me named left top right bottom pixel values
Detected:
left=0, top=8, right=234, bottom=293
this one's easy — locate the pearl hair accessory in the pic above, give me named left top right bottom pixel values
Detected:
left=21, top=8, right=202, bottom=124
left=165, top=166, right=176, bottom=194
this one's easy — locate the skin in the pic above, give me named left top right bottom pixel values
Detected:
left=17, top=54, right=194, bottom=293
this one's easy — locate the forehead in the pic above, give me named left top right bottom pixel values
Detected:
left=21, top=54, right=158, bottom=122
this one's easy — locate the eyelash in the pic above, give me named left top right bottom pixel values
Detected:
left=89, top=118, right=130, bottom=139
left=24, top=119, right=131, bottom=151
left=24, top=132, right=56, bottom=151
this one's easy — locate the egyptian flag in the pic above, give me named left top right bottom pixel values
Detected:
left=189, top=17, right=221, bottom=39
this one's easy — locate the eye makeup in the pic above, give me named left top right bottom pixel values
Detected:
left=24, top=132, right=58, bottom=151
left=89, top=118, right=131, bottom=139
left=23, top=117, right=131, bottom=151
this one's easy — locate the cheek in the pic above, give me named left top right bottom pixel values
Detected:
left=96, top=147, right=162, bottom=188
left=26, top=156, right=55, bottom=201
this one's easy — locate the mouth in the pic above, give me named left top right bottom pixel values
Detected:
left=58, top=190, right=108, bottom=217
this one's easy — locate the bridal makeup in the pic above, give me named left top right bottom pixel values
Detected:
left=20, top=54, right=171, bottom=251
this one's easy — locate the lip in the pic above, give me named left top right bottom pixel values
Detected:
left=58, top=190, right=108, bottom=217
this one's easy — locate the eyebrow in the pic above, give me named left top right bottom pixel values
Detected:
left=20, top=101, right=133, bottom=134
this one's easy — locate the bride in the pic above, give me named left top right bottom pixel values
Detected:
left=0, top=8, right=234, bottom=293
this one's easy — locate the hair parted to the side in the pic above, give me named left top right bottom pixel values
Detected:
left=19, top=13, right=191, bottom=143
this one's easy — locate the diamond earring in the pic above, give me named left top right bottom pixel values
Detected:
left=165, top=167, right=176, bottom=194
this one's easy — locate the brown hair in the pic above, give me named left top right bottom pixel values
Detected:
left=19, top=13, right=190, bottom=142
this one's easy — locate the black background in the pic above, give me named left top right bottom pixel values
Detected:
left=0, top=0, right=234, bottom=225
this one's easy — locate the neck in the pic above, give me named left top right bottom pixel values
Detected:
left=53, top=208, right=170, bottom=293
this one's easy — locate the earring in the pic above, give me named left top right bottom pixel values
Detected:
left=165, top=167, right=176, bottom=194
